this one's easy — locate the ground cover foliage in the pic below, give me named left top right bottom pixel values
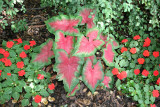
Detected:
left=0, top=0, right=160, bottom=107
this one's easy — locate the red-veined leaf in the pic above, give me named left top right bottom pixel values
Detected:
left=80, top=8, right=95, bottom=28
left=45, top=15, right=81, bottom=35
left=33, top=39, right=54, bottom=63
left=55, top=31, right=74, bottom=55
left=67, top=84, right=80, bottom=97
left=73, top=28, right=104, bottom=57
left=54, top=50, right=83, bottom=93
left=102, top=43, right=115, bottom=66
left=82, top=59, right=104, bottom=93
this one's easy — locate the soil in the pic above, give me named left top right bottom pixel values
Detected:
left=0, top=1, right=159, bottom=107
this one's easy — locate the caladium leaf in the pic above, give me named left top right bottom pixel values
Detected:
left=67, top=84, right=80, bottom=97
left=55, top=31, right=74, bottom=55
left=73, top=28, right=104, bottom=57
left=54, top=50, right=83, bottom=93
left=33, top=39, right=54, bottom=63
left=102, top=76, right=113, bottom=89
left=84, top=55, right=97, bottom=65
left=100, top=35, right=119, bottom=49
left=45, top=15, right=81, bottom=35
left=82, top=59, right=104, bottom=93
left=79, top=8, right=95, bottom=28
left=102, top=43, right=115, bottom=66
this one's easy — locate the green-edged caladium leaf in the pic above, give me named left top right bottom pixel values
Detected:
left=79, top=8, right=95, bottom=28
left=54, top=50, right=83, bottom=93
left=45, top=14, right=81, bottom=35
left=102, top=43, right=115, bottom=66
left=67, top=84, right=80, bottom=97
left=100, top=35, right=119, bottom=49
left=55, top=31, right=74, bottom=55
left=73, top=28, right=104, bottom=57
left=82, top=59, right=104, bottom=93
left=33, top=39, right=54, bottom=63
left=84, top=55, right=97, bottom=65
left=102, top=76, right=113, bottom=89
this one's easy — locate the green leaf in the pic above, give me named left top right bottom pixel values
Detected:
left=116, top=79, right=121, bottom=90
left=9, top=50, right=17, bottom=58
left=12, top=92, right=20, bottom=100
left=24, top=93, right=32, bottom=99
left=14, top=86, right=22, bottom=92
left=133, top=95, right=138, bottom=101
left=21, top=99, right=29, bottom=106
left=4, top=87, right=12, bottom=94
left=40, top=89, right=49, bottom=97
left=119, top=59, right=129, bottom=67
left=150, top=96, right=155, bottom=103
left=32, top=101, right=38, bottom=107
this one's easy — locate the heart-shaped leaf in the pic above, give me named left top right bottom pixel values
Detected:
left=54, top=50, right=83, bottom=93
left=82, top=59, right=104, bottom=93
left=45, top=15, right=81, bottom=35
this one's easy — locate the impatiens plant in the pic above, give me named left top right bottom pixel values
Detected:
left=0, top=39, right=55, bottom=106
left=115, top=35, right=160, bottom=106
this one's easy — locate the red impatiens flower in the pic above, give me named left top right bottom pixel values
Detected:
left=29, top=40, right=36, bottom=46
left=143, top=50, right=150, bottom=57
left=7, top=73, right=11, bottom=76
left=3, top=51, right=10, bottom=57
left=2, top=58, right=12, bottom=66
left=150, top=104, right=156, bottom=107
left=34, top=95, right=42, bottom=103
left=48, top=83, right=55, bottom=90
left=18, top=70, right=25, bottom=76
left=121, top=47, right=128, bottom=53
left=152, top=90, right=159, bottom=97
left=121, top=39, right=128, bottom=43
left=0, top=70, right=2, bottom=76
left=16, top=61, right=24, bottom=68
left=142, top=69, right=149, bottom=76
left=143, top=37, right=151, bottom=47
left=134, top=69, right=140, bottom=75
left=19, top=51, right=27, bottom=58
left=133, top=35, right=141, bottom=40
left=6, top=41, right=14, bottom=48
left=0, top=48, right=5, bottom=54
left=37, top=74, right=44, bottom=80
left=112, top=68, right=119, bottom=75
left=153, top=70, right=159, bottom=76
left=153, top=51, right=159, bottom=58
left=13, top=38, right=22, bottom=44
left=137, top=58, right=145, bottom=64
left=24, top=45, right=30, bottom=50
left=157, top=78, right=160, bottom=85
left=130, top=48, right=136, bottom=54
left=117, top=71, right=127, bottom=80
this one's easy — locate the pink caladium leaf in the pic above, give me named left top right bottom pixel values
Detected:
left=102, top=76, right=112, bottom=88
left=73, top=28, right=104, bottom=57
left=100, top=35, right=119, bottom=49
left=54, top=50, right=83, bottom=93
left=45, top=15, right=81, bottom=35
left=33, top=39, right=54, bottom=63
left=84, top=55, right=97, bottom=65
left=67, top=84, right=80, bottom=97
left=80, top=8, right=95, bottom=28
left=55, top=31, right=74, bottom=55
left=82, top=59, right=104, bottom=93
left=102, top=43, right=115, bottom=66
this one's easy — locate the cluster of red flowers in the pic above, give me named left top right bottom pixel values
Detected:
left=112, top=68, right=127, bottom=80
left=0, top=39, right=36, bottom=77
left=152, top=90, right=159, bottom=97
left=120, top=35, right=159, bottom=78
